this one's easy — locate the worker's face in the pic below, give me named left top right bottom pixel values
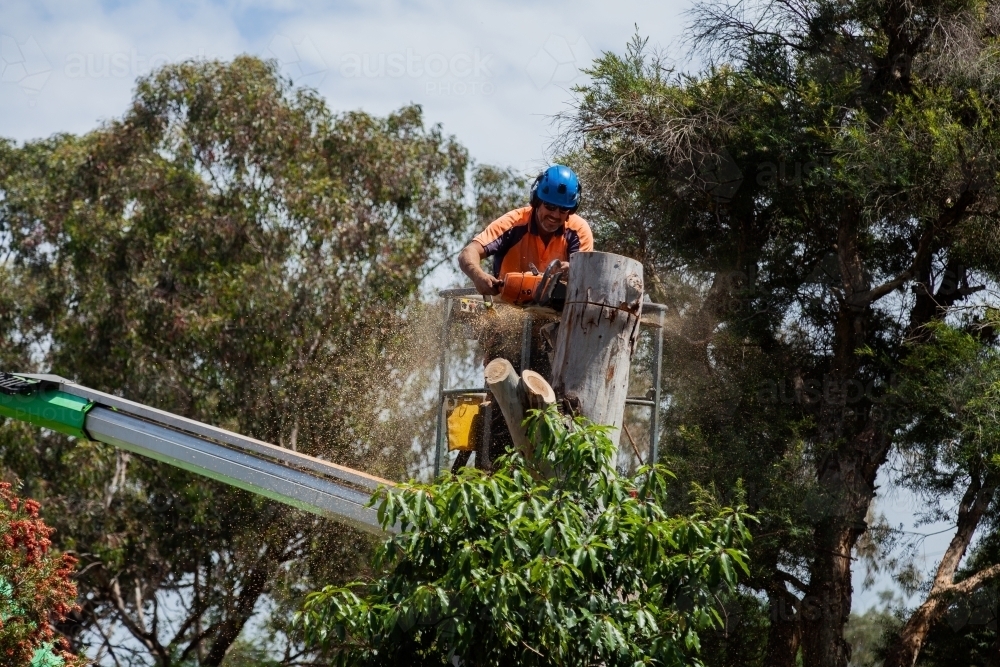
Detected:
left=537, top=202, right=570, bottom=234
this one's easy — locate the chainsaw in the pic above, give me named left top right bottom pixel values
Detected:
left=497, top=259, right=567, bottom=310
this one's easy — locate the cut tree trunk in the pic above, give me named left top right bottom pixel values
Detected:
left=551, top=252, right=643, bottom=446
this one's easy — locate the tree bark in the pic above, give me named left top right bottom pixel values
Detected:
left=766, top=581, right=802, bottom=667
left=800, top=410, right=892, bottom=667
left=800, top=212, right=893, bottom=667
left=551, top=252, right=643, bottom=447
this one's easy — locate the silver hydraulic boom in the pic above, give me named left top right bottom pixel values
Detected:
left=6, top=374, right=393, bottom=534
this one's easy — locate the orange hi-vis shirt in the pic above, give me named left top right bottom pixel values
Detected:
left=473, top=206, right=594, bottom=278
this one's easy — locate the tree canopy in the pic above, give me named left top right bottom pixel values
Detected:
left=297, top=408, right=751, bottom=666
left=567, top=1, right=1000, bottom=665
left=0, top=55, right=495, bottom=665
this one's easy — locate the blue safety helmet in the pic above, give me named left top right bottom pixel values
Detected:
left=530, top=164, right=581, bottom=212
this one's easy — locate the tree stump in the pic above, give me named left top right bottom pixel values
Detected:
left=521, top=369, right=556, bottom=460
left=551, top=252, right=644, bottom=447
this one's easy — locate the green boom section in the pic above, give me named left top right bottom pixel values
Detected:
left=0, top=390, right=93, bottom=440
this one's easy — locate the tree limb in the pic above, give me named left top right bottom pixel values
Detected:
left=950, top=562, right=1000, bottom=597
left=775, top=569, right=809, bottom=594
left=203, top=544, right=281, bottom=666
left=847, top=221, right=934, bottom=308
left=177, top=619, right=225, bottom=664
left=848, top=190, right=976, bottom=309
left=883, top=470, right=998, bottom=667
left=92, top=618, right=124, bottom=667
left=107, top=578, right=169, bottom=665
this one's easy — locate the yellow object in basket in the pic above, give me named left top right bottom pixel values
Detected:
left=447, top=397, right=482, bottom=452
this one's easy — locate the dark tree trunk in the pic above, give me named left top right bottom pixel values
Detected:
left=799, top=217, right=893, bottom=667
left=765, top=583, right=802, bottom=667
left=203, top=520, right=296, bottom=666
left=799, top=425, right=889, bottom=667
left=203, top=552, right=279, bottom=666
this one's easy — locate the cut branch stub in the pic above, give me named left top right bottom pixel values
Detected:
left=522, top=370, right=556, bottom=411
left=521, top=370, right=556, bottom=461
left=484, top=358, right=529, bottom=456
left=551, top=251, right=644, bottom=446
left=484, top=361, right=558, bottom=462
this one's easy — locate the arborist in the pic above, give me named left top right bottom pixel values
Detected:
left=458, top=164, right=593, bottom=298
left=453, top=165, right=593, bottom=469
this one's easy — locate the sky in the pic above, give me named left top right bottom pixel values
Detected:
left=0, top=0, right=958, bottom=616
left=0, top=0, right=693, bottom=174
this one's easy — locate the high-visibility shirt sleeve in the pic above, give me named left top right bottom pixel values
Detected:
left=472, top=207, right=530, bottom=256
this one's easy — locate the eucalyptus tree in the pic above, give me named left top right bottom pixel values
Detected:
left=0, top=56, right=477, bottom=665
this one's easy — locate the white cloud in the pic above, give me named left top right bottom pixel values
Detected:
left=0, top=0, right=691, bottom=171
left=266, top=34, right=327, bottom=87
left=526, top=35, right=596, bottom=90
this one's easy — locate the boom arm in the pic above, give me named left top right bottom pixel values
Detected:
left=0, top=373, right=393, bottom=534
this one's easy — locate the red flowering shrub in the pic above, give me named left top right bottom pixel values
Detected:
left=0, top=483, right=86, bottom=666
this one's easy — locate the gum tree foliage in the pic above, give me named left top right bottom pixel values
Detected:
left=566, top=2, right=1000, bottom=666
left=297, top=408, right=752, bottom=666
left=0, top=56, right=491, bottom=665
left=0, top=482, right=87, bottom=667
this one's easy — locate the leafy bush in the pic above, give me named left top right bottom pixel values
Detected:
left=0, top=483, right=85, bottom=667
left=298, top=408, right=752, bottom=666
